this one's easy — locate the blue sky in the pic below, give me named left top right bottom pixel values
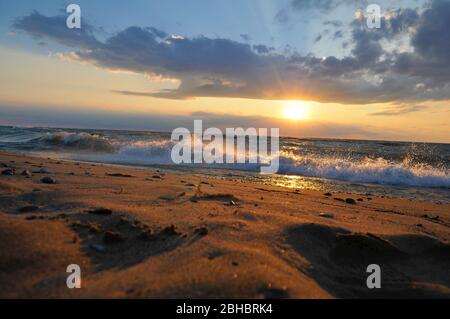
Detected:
left=1, top=0, right=423, bottom=57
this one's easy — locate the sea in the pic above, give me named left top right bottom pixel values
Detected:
left=0, top=126, right=449, bottom=203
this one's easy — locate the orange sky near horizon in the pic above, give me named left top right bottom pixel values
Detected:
left=0, top=46, right=449, bottom=143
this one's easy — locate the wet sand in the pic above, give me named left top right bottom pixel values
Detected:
left=0, top=151, right=449, bottom=298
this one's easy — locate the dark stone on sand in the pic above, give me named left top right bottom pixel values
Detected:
left=194, top=227, right=209, bottom=236
left=18, top=206, right=39, bottom=213
left=0, top=163, right=8, bottom=168
left=137, top=230, right=158, bottom=241
left=40, top=176, right=56, bottom=184
left=423, top=214, right=440, bottom=221
left=345, top=198, right=357, bottom=205
left=1, top=168, right=14, bottom=175
left=107, top=173, right=133, bottom=178
left=39, top=168, right=50, bottom=174
left=161, top=225, right=180, bottom=237
left=357, top=198, right=363, bottom=202
left=324, top=192, right=332, bottom=196
left=319, top=213, right=334, bottom=219
left=87, top=208, right=112, bottom=215
left=103, top=231, right=124, bottom=244
left=25, top=215, right=37, bottom=220
left=159, top=192, right=186, bottom=201
left=21, top=169, right=32, bottom=177
left=152, top=175, right=162, bottom=179
left=334, top=197, right=345, bottom=202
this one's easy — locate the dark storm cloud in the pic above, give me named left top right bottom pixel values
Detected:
left=411, top=0, right=450, bottom=63
left=13, top=10, right=99, bottom=48
left=12, top=1, right=450, bottom=105
left=252, top=44, right=273, bottom=54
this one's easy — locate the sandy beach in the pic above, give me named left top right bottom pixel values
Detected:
left=0, top=151, right=449, bottom=298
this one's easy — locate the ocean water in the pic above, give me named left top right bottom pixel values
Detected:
left=0, top=126, right=449, bottom=203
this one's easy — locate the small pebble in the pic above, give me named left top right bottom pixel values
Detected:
left=18, top=206, right=39, bottom=213
left=1, top=168, right=14, bottom=176
left=21, top=169, right=32, bottom=177
left=40, top=176, right=56, bottom=184
left=194, top=227, right=209, bottom=236
left=87, top=208, right=112, bottom=215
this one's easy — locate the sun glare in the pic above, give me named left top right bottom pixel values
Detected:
left=283, top=101, right=310, bottom=120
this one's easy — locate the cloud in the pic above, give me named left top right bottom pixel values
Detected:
left=323, top=20, right=343, bottom=28
left=291, top=0, right=363, bottom=12
left=274, top=9, right=289, bottom=24
left=12, top=1, right=450, bottom=104
left=333, top=30, right=344, bottom=39
left=12, top=10, right=99, bottom=48
left=252, top=44, right=273, bottom=54
left=313, top=34, right=322, bottom=43
left=240, top=34, right=251, bottom=42
left=370, top=104, right=428, bottom=116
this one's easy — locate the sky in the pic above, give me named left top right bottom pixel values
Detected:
left=0, top=0, right=449, bottom=142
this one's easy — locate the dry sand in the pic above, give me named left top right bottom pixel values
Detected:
left=0, top=151, right=449, bottom=298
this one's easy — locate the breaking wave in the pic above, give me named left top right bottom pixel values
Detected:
left=276, top=152, right=449, bottom=188
left=69, top=141, right=449, bottom=188
left=1, top=127, right=448, bottom=189
left=38, top=132, right=117, bottom=152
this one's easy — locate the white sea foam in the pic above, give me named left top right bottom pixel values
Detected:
left=2, top=128, right=448, bottom=189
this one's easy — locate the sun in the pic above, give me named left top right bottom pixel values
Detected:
left=282, top=101, right=310, bottom=120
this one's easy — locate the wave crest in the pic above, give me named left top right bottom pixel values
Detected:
left=39, top=132, right=117, bottom=152
left=278, top=152, right=449, bottom=188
